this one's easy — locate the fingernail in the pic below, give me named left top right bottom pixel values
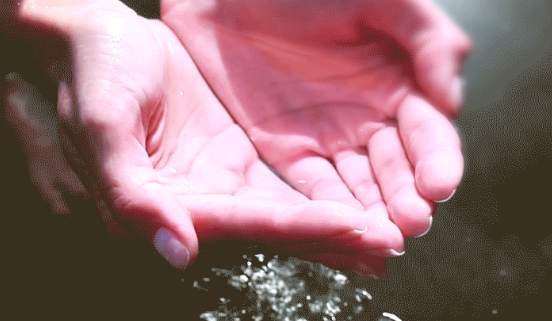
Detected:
left=368, top=249, right=405, bottom=257
left=436, top=189, right=456, bottom=203
left=413, top=216, right=433, bottom=238
left=154, top=228, right=190, bottom=270
left=451, top=76, right=465, bottom=110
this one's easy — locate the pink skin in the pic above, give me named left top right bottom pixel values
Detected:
left=16, top=0, right=408, bottom=276
left=161, top=0, right=471, bottom=238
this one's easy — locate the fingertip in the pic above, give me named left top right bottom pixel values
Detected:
left=354, top=214, right=405, bottom=254
left=415, top=148, right=463, bottom=202
left=109, top=181, right=199, bottom=269
left=436, top=189, right=456, bottom=203
left=413, top=216, right=432, bottom=238
left=388, top=186, right=433, bottom=238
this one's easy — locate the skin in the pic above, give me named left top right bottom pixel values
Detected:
left=13, top=0, right=417, bottom=277
left=8, top=0, right=471, bottom=276
left=161, top=0, right=471, bottom=237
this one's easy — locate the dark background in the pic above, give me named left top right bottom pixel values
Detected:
left=2, top=0, right=552, bottom=320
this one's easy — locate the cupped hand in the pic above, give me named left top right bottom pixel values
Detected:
left=18, top=0, right=403, bottom=276
left=162, top=0, right=472, bottom=237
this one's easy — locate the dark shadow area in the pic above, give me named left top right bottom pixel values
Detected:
left=121, top=0, right=160, bottom=19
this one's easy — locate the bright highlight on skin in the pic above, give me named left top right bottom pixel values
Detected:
left=168, top=41, right=175, bottom=54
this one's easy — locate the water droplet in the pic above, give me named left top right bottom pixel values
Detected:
left=297, top=180, right=307, bottom=184
left=167, top=41, right=175, bottom=54
left=169, top=167, right=177, bottom=174
left=492, top=309, right=498, bottom=314
left=356, top=288, right=373, bottom=300
left=179, top=91, right=184, bottom=96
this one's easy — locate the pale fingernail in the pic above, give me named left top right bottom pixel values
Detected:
left=153, top=228, right=190, bottom=270
left=368, top=249, right=405, bottom=257
left=451, top=76, right=465, bottom=110
left=413, top=216, right=433, bottom=238
left=436, top=189, right=457, bottom=203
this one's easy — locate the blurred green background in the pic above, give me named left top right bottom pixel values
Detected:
left=2, top=0, right=552, bottom=320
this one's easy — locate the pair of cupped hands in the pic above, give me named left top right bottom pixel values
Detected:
left=10, top=0, right=471, bottom=277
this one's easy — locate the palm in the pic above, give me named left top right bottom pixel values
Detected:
left=162, top=0, right=469, bottom=237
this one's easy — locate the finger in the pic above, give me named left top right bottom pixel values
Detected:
left=274, top=153, right=364, bottom=210
left=57, top=82, right=199, bottom=270
left=364, top=0, right=472, bottom=114
left=183, top=196, right=367, bottom=243
left=280, top=221, right=405, bottom=258
left=369, top=126, right=433, bottom=238
left=332, top=148, right=385, bottom=211
left=100, top=135, right=200, bottom=271
left=397, top=94, right=463, bottom=202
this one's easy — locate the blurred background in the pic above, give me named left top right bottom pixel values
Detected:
left=2, top=0, right=552, bottom=320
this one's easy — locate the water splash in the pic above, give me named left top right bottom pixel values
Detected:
left=196, top=254, right=401, bottom=321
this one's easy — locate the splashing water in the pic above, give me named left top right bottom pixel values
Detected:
left=195, top=254, right=403, bottom=321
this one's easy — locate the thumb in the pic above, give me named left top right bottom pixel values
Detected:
left=57, top=81, right=199, bottom=270
left=110, top=176, right=199, bottom=270
left=366, top=0, right=472, bottom=115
